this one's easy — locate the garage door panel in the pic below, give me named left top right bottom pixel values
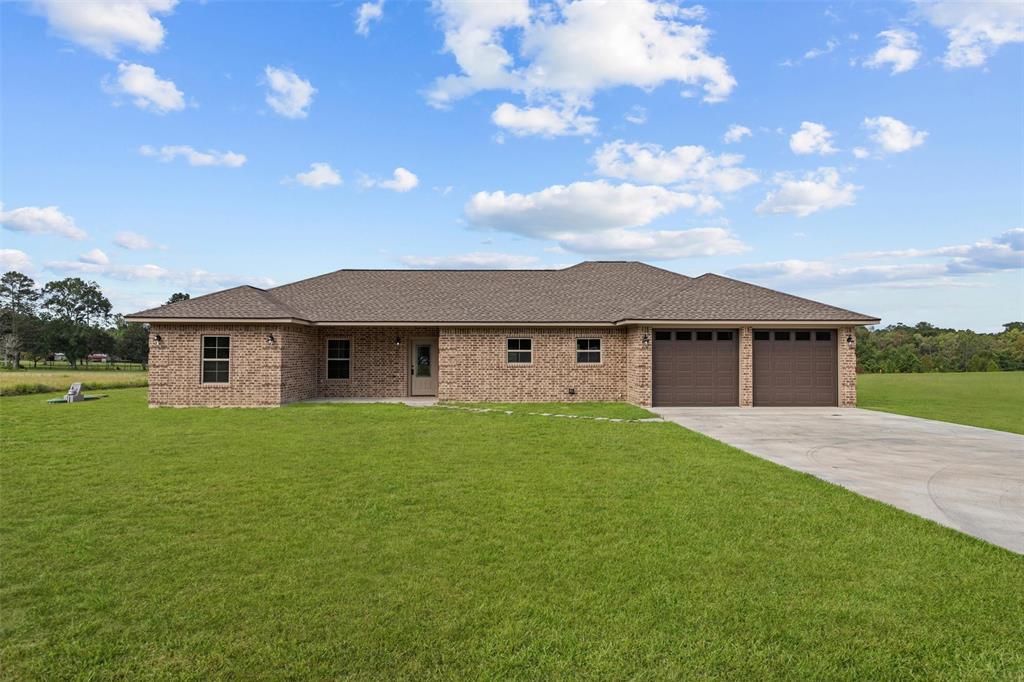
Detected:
left=754, top=330, right=837, bottom=407
left=653, top=330, right=738, bottom=406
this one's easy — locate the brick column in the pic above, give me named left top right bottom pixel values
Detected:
left=739, top=326, right=753, bottom=407
left=838, top=326, right=857, bottom=407
left=625, top=325, right=652, bottom=406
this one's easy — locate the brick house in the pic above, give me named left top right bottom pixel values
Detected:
left=125, top=262, right=879, bottom=408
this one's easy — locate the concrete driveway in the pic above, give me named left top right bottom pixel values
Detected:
left=653, top=407, right=1024, bottom=553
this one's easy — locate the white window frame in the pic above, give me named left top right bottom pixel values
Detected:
left=201, top=335, right=230, bottom=385
left=506, top=337, right=533, bottom=365
left=575, top=338, right=602, bottom=365
left=326, top=337, right=352, bottom=380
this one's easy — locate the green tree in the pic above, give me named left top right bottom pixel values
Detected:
left=41, top=277, right=112, bottom=326
left=166, top=292, right=190, bottom=304
left=0, top=271, right=41, bottom=368
left=112, top=315, right=149, bottom=365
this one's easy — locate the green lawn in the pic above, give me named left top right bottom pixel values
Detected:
left=448, top=401, right=656, bottom=420
left=2, top=389, right=1021, bottom=679
left=0, top=368, right=148, bottom=396
left=858, top=371, right=1024, bottom=434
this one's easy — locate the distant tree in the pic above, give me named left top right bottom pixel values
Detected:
left=0, top=272, right=40, bottom=368
left=112, top=315, right=149, bottom=366
left=166, top=292, right=190, bottom=304
left=1003, top=321, right=1024, bottom=332
left=41, top=278, right=111, bottom=326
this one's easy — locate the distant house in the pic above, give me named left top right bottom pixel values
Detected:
left=126, top=262, right=879, bottom=408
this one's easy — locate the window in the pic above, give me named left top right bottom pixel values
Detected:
left=717, top=331, right=734, bottom=341
left=675, top=331, right=692, bottom=341
left=816, top=331, right=832, bottom=341
left=202, top=336, right=229, bottom=383
left=654, top=330, right=672, bottom=341
left=754, top=331, right=770, bottom=341
left=775, top=331, right=790, bottom=341
left=327, top=339, right=351, bottom=379
left=696, top=331, right=713, bottom=341
left=507, top=338, right=532, bottom=364
left=795, top=331, right=811, bottom=341
left=576, top=338, right=601, bottom=363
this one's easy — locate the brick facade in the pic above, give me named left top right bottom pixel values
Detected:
left=147, top=322, right=860, bottom=408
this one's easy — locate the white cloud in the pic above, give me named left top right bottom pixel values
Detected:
left=592, top=140, right=758, bottom=194
left=462, top=179, right=742, bottom=259
left=427, top=0, right=735, bottom=133
left=723, top=124, right=751, bottom=143
left=0, top=204, right=88, bottom=240
left=103, top=62, right=184, bottom=113
left=789, top=121, right=838, bottom=155
left=398, top=251, right=541, bottom=269
left=288, top=162, right=342, bottom=189
left=264, top=66, right=316, bottom=119
left=804, top=37, right=839, bottom=59
left=45, top=256, right=276, bottom=289
left=863, top=116, right=927, bottom=153
left=355, top=0, right=384, bottom=36
left=728, top=228, right=1023, bottom=290
left=115, top=231, right=165, bottom=250
left=624, top=105, right=647, bottom=125
left=361, top=167, right=419, bottom=192
left=756, top=167, right=860, bottom=217
left=918, top=1, right=1024, bottom=68
left=139, top=144, right=246, bottom=167
left=491, top=102, right=597, bottom=137
left=852, top=147, right=870, bottom=159
left=31, top=0, right=176, bottom=59
left=0, top=249, right=33, bottom=273
left=79, top=248, right=109, bottom=265
left=864, top=29, right=921, bottom=74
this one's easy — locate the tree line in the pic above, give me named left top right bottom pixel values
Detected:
left=856, top=322, right=1024, bottom=373
left=0, top=270, right=189, bottom=369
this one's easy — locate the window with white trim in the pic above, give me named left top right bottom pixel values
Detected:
left=327, top=339, right=351, bottom=379
left=202, top=336, right=230, bottom=383
left=576, top=338, right=601, bottom=363
left=507, top=338, right=532, bottom=364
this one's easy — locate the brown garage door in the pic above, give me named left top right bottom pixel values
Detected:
left=653, top=329, right=738, bottom=406
left=753, top=330, right=837, bottom=406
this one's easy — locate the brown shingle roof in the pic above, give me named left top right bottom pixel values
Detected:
left=126, top=261, right=879, bottom=324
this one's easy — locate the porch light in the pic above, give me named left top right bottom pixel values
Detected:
left=153, top=334, right=162, bottom=346
left=265, top=333, right=276, bottom=345
left=395, top=336, right=401, bottom=347
left=641, top=333, right=650, bottom=348
left=846, top=334, right=854, bottom=347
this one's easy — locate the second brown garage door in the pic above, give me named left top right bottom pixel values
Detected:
left=653, top=329, right=738, bottom=406
left=753, top=330, right=837, bottom=406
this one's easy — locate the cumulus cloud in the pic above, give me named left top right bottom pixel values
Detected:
left=139, top=144, right=246, bottom=167
left=852, top=147, right=870, bottom=159
left=462, top=179, right=743, bottom=259
left=45, top=255, right=276, bottom=289
left=361, top=167, right=419, bottom=192
left=288, top=162, right=342, bottom=189
left=863, top=116, right=927, bottom=154
left=79, top=248, right=109, bottom=265
left=723, top=124, right=751, bottom=143
left=31, top=0, right=176, bottom=59
left=789, top=121, right=838, bottom=155
left=427, top=0, right=735, bottom=133
left=624, top=106, right=647, bottom=125
left=0, top=249, right=33, bottom=272
left=592, top=140, right=758, bottom=194
left=756, top=167, right=860, bottom=217
left=918, top=1, right=1024, bottom=68
left=0, top=204, right=87, bottom=240
left=491, top=102, right=597, bottom=137
left=398, top=251, right=541, bottom=269
left=115, top=231, right=165, bottom=250
left=728, top=228, right=1023, bottom=290
left=264, top=66, right=316, bottom=119
left=355, top=0, right=384, bottom=36
left=103, top=62, right=184, bottom=113
left=864, top=29, right=921, bottom=74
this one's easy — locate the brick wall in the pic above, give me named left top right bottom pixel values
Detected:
left=148, top=323, right=286, bottom=407
left=280, top=325, right=318, bottom=403
left=739, top=326, right=753, bottom=407
left=838, top=325, right=857, bottom=407
left=624, top=325, right=652, bottom=406
left=313, top=327, right=437, bottom=399
left=437, top=327, right=628, bottom=402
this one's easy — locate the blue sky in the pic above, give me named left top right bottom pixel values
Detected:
left=1, top=0, right=1021, bottom=330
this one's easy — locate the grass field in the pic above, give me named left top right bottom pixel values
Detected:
left=0, top=368, right=148, bottom=396
left=2, top=388, right=1021, bottom=679
left=858, top=371, right=1024, bottom=434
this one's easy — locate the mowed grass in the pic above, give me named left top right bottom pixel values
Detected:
left=0, top=368, right=148, bottom=396
left=858, top=371, right=1024, bottom=434
left=449, top=401, right=656, bottom=420
left=2, top=389, right=1022, bottom=679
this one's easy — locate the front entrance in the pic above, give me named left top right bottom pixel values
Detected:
left=409, top=338, right=438, bottom=396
